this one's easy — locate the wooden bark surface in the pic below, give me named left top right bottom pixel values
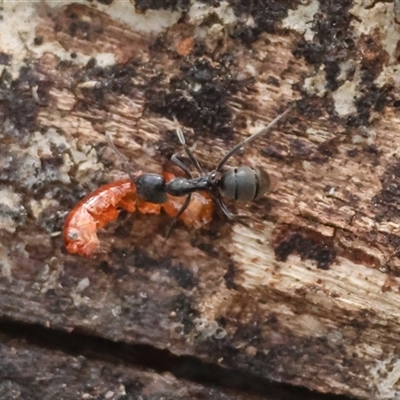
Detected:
left=0, top=322, right=280, bottom=400
left=1, top=1, right=400, bottom=399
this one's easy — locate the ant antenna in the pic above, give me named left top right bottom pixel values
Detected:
left=216, top=103, right=295, bottom=171
left=105, top=132, right=137, bottom=182
left=173, top=117, right=204, bottom=175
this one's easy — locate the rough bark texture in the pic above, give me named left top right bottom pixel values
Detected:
left=1, top=1, right=400, bottom=399
left=0, top=321, right=277, bottom=400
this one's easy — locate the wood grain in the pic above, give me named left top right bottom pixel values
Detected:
left=0, top=1, right=399, bottom=399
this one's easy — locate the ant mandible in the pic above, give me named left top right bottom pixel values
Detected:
left=107, top=103, right=294, bottom=228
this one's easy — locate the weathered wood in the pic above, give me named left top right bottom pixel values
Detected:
left=0, top=1, right=399, bottom=399
left=0, top=323, right=275, bottom=400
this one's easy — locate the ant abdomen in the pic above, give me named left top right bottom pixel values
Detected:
left=219, top=166, right=270, bottom=201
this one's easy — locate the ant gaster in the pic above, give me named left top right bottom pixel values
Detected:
left=106, top=104, right=293, bottom=226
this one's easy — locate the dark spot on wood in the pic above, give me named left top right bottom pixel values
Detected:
left=54, top=23, right=62, bottom=33
left=167, top=263, right=198, bottom=290
left=344, top=33, right=393, bottom=127
left=145, top=57, right=241, bottom=139
left=148, top=34, right=167, bottom=53
left=40, top=154, right=64, bottom=170
left=367, top=144, right=379, bottom=155
left=97, top=260, right=114, bottom=274
left=76, top=58, right=140, bottom=104
left=288, top=138, right=313, bottom=159
left=262, top=127, right=339, bottom=165
left=388, top=233, right=400, bottom=251
left=111, top=211, right=135, bottom=238
left=266, top=76, right=280, bottom=87
left=266, top=314, right=278, bottom=324
left=44, top=291, right=73, bottom=314
left=317, top=138, right=339, bottom=158
left=0, top=52, right=10, bottom=65
left=382, top=275, right=400, bottom=293
left=0, top=66, right=52, bottom=136
left=224, top=261, right=238, bottom=290
left=37, top=205, right=63, bottom=234
left=168, top=293, right=199, bottom=334
left=54, top=5, right=105, bottom=41
left=292, top=1, right=354, bottom=91
left=0, top=204, right=26, bottom=226
left=50, top=185, right=88, bottom=207
left=192, top=241, right=219, bottom=257
left=230, top=0, right=293, bottom=43
left=393, top=40, right=400, bottom=61
left=245, top=334, right=365, bottom=387
left=274, top=226, right=336, bottom=270
left=294, top=97, right=327, bottom=120
left=86, top=57, right=97, bottom=69
left=359, top=34, right=389, bottom=72
left=342, top=189, right=360, bottom=205
left=33, top=36, right=43, bottom=46
left=347, top=82, right=393, bottom=127
left=156, top=129, right=182, bottom=160
left=97, top=0, right=114, bottom=4
left=373, top=161, right=400, bottom=222
left=123, top=379, right=145, bottom=394
left=235, top=322, right=262, bottom=345
left=260, top=142, right=288, bottom=161
left=347, top=148, right=358, bottom=157
left=348, top=310, right=373, bottom=330
left=215, top=316, right=227, bottom=327
left=132, top=248, right=168, bottom=270
left=135, top=0, right=190, bottom=13
left=69, top=20, right=91, bottom=39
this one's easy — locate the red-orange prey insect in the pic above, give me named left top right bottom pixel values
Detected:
left=64, top=105, right=293, bottom=257
left=63, top=175, right=213, bottom=257
left=162, top=171, right=213, bottom=229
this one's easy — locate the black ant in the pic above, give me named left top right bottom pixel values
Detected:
left=106, top=103, right=294, bottom=231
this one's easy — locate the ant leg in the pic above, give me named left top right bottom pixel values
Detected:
left=214, top=194, right=253, bottom=226
left=173, top=118, right=204, bottom=175
left=171, top=153, right=192, bottom=178
left=213, top=194, right=250, bottom=225
left=165, top=194, right=192, bottom=240
left=106, top=132, right=137, bottom=182
left=213, top=194, right=235, bottom=219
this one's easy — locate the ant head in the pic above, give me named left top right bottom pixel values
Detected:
left=136, top=173, right=168, bottom=204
